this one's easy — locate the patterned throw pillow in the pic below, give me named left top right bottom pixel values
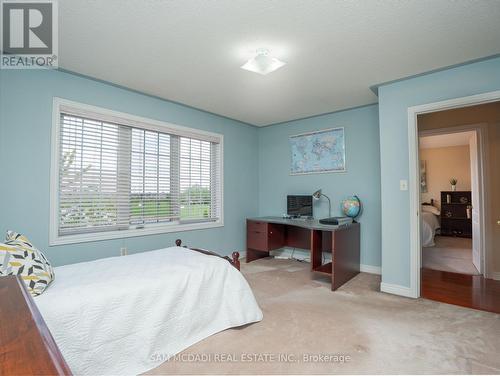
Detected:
left=0, top=231, right=55, bottom=296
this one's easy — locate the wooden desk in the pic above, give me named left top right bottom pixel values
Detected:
left=0, top=276, right=72, bottom=375
left=246, top=217, right=360, bottom=290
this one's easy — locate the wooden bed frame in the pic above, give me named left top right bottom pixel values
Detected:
left=0, top=242, right=239, bottom=375
left=175, top=239, right=240, bottom=271
left=0, top=276, right=72, bottom=376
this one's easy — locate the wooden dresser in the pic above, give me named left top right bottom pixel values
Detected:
left=440, top=191, right=472, bottom=238
left=0, top=276, right=71, bottom=375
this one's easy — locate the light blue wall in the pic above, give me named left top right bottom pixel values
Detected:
left=258, top=105, right=382, bottom=268
left=3, top=56, right=497, bottom=279
left=0, top=69, right=259, bottom=266
left=378, top=56, right=500, bottom=287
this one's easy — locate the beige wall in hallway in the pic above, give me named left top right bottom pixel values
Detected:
left=489, top=122, right=500, bottom=277
left=420, top=145, right=471, bottom=209
left=418, top=101, right=500, bottom=277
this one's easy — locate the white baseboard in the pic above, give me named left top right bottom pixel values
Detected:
left=489, top=272, right=500, bottom=281
left=380, top=282, right=414, bottom=298
left=360, top=264, right=381, bottom=275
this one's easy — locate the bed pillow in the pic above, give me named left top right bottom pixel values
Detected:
left=0, top=231, right=55, bottom=296
left=422, top=205, right=440, bottom=216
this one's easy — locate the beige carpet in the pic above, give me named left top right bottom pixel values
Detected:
left=423, top=236, right=480, bottom=275
left=148, top=258, right=500, bottom=375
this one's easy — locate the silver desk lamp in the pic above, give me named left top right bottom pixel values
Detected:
left=312, top=189, right=331, bottom=218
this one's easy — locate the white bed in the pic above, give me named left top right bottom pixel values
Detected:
left=421, top=206, right=441, bottom=247
left=34, top=246, right=263, bottom=375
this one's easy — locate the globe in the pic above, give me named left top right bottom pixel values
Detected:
left=341, top=195, right=362, bottom=218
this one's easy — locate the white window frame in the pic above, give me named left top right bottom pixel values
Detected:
left=50, top=98, right=224, bottom=246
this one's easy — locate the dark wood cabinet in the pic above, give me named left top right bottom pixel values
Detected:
left=440, top=191, right=472, bottom=238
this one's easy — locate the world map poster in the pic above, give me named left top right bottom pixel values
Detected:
left=289, top=127, right=345, bottom=175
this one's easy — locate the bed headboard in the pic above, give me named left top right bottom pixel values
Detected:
left=422, top=198, right=435, bottom=206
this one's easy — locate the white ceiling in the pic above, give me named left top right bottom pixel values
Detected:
left=420, top=131, right=475, bottom=149
left=59, top=0, right=500, bottom=126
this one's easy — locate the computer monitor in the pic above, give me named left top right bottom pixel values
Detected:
left=287, top=195, right=313, bottom=218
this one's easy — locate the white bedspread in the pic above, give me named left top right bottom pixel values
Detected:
left=421, top=212, right=440, bottom=247
left=35, top=247, right=263, bottom=375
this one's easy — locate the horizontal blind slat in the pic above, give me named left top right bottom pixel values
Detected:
left=58, top=111, right=221, bottom=237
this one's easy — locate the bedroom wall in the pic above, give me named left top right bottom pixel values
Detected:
left=378, top=56, right=500, bottom=290
left=0, top=69, right=259, bottom=266
left=258, top=104, right=382, bottom=270
left=419, top=145, right=471, bottom=209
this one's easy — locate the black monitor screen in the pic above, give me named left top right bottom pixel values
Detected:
left=287, top=195, right=313, bottom=217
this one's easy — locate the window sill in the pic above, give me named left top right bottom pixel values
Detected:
left=49, top=221, right=224, bottom=246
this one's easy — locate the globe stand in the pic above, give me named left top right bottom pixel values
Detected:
left=342, top=195, right=362, bottom=222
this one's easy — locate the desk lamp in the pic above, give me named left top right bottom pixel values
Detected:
left=312, top=189, right=331, bottom=218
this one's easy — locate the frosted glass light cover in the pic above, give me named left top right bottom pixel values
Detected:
left=241, top=52, right=286, bottom=75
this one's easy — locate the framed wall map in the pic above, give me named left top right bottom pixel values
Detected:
left=289, top=127, right=345, bottom=175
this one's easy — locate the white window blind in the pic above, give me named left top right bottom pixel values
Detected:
left=53, top=100, right=223, bottom=244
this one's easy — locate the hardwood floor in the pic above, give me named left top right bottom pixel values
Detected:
left=421, top=268, right=500, bottom=314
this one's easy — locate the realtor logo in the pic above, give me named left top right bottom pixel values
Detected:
left=1, top=0, right=58, bottom=69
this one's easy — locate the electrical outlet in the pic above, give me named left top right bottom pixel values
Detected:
left=120, top=247, right=128, bottom=256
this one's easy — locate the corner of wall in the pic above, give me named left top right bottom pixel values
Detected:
left=380, top=282, right=414, bottom=298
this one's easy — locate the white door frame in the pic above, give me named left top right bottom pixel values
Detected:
left=418, top=124, right=487, bottom=275
left=407, top=90, right=500, bottom=298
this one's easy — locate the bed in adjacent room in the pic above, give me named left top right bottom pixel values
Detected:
left=421, top=204, right=441, bottom=247
left=34, top=245, right=263, bottom=375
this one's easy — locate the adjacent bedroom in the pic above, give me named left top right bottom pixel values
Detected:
left=419, top=131, right=479, bottom=275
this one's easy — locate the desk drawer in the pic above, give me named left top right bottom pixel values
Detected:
left=247, top=220, right=268, bottom=233
left=247, top=228, right=268, bottom=251
left=247, top=220, right=268, bottom=251
left=246, top=221, right=284, bottom=251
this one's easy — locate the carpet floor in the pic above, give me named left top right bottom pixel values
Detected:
left=422, top=236, right=480, bottom=275
left=148, top=258, right=500, bottom=375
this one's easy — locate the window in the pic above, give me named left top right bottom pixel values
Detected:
left=50, top=98, right=223, bottom=245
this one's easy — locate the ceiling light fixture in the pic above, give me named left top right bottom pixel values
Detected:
left=241, top=48, right=286, bottom=75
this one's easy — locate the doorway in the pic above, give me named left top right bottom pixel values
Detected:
left=407, top=92, right=500, bottom=313
left=419, top=128, right=482, bottom=275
